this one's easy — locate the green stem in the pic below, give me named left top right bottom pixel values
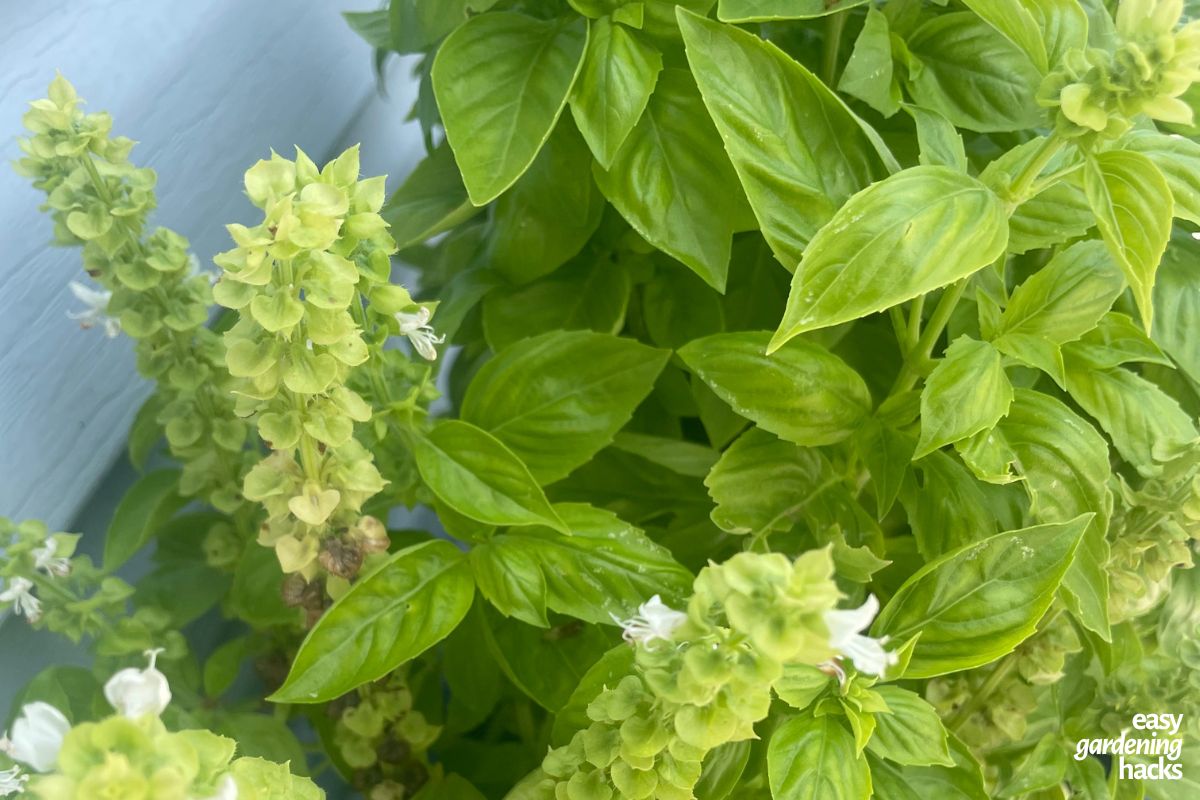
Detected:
left=822, top=12, right=849, bottom=87
left=906, top=294, right=925, bottom=351
left=1007, top=134, right=1067, bottom=209
left=888, top=279, right=969, bottom=397
left=948, top=655, right=1018, bottom=732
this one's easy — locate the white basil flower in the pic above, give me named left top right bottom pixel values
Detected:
left=1, top=702, right=70, bottom=772
left=0, top=577, right=41, bottom=622
left=612, top=594, right=687, bottom=646
left=32, top=539, right=70, bottom=577
left=67, top=280, right=121, bottom=338
left=395, top=307, right=445, bottom=361
left=104, top=648, right=172, bottom=719
left=0, top=764, right=26, bottom=796
left=823, top=594, right=898, bottom=677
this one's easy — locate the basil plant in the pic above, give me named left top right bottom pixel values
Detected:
left=5, top=0, right=1200, bottom=798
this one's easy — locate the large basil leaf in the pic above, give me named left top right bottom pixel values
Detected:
left=103, top=468, right=186, bottom=571
left=874, top=516, right=1089, bottom=678
left=679, top=9, right=882, bottom=268
left=960, top=0, right=1049, bottom=72
left=461, top=330, right=669, bottom=483
left=993, top=240, right=1124, bottom=350
left=679, top=331, right=871, bottom=446
left=412, top=420, right=568, bottom=532
left=1122, top=129, right=1200, bottom=224
left=916, top=337, right=1012, bottom=458
left=481, top=254, right=631, bottom=352
left=1083, top=150, right=1172, bottom=333
left=1007, top=181, right=1094, bottom=254
left=705, top=427, right=842, bottom=537
left=593, top=68, right=749, bottom=291
left=1153, top=241, right=1200, bottom=384
left=994, top=389, right=1112, bottom=639
left=717, top=0, right=868, bottom=20
left=271, top=540, right=474, bottom=703
left=773, top=166, right=1007, bottom=345
left=869, top=734, right=989, bottom=800
left=475, top=603, right=615, bottom=711
left=470, top=503, right=692, bottom=626
left=867, top=686, right=953, bottom=767
left=382, top=142, right=481, bottom=250
left=433, top=13, right=588, bottom=205
left=904, top=13, right=1043, bottom=132
left=1064, top=364, right=1197, bottom=477
left=839, top=7, right=901, bottom=116
left=900, top=452, right=999, bottom=559
left=569, top=16, right=662, bottom=168
left=490, top=117, right=605, bottom=284
left=768, top=714, right=872, bottom=800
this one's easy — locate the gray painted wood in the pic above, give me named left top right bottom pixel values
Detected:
left=0, top=0, right=382, bottom=530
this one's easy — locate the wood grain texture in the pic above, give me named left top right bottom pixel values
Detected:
left=0, top=0, right=381, bottom=528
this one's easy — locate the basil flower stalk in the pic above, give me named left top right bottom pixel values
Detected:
left=1, top=702, right=70, bottom=772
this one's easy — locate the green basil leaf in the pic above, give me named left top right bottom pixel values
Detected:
left=103, top=468, right=186, bottom=571
left=704, top=427, right=843, bottom=537
left=382, top=142, right=481, bottom=250
left=593, top=68, right=749, bottom=291
left=433, top=13, right=588, bottom=205
left=569, top=16, right=663, bottom=168
left=481, top=253, right=631, bottom=352
left=696, top=740, right=753, bottom=800
left=854, top=417, right=916, bottom=519
left=867, top=686, right=953, bottom=767
left=1122, top=128, right=1200, bottom=224
left=461, top=330, right=669, bottom=483
left=471, top=503, right=692, bottom=627
left=773, top=166, right=1007, bottom=345
left=491, top=117, right=605, bottom=284
left=1083, top=150, right=1173, bottom=333
left=1153, top=240, right=1200, bottom=384
left=769, top=714, right=872, bottom=800
left=127, top=392, right=165, bottom=472
left=916, top=337, right=1013, bottom=458
left=679, top=331, right=871, bottom=446
left=994, top=240, right=1124, bottom=351
left=551, top=643, right=635, bottom=744
left=390, top=0, right=469, bottom=54
left=997, top=733, right=1068, bottom=798
left=412, top=420, right=568, bottom=533
left=904, top=13, right=1043, bottom=132
left=342, top=10, right=390, bottom=49
left=228, top=541, right=297, bottom=628
left=900, top=452, right=1000, bottom=559
left=960, top=0, right=1049, bottom=72
left=475, top=603, right=615, bottom=711
left=1007, top=180, right=1094, bottom=254
left=680, top=9, right=884, bottom=268
left=1063, top=311, right=1172, bottom=370
left=775, top=664, right=834, bottom=712
left=611, top=432, right=718, bottom=478
left=1064, top=364, right=1198, bottom=477
left=905, top=104, right=968, bottom=172
left=868, top=733, right=989, bottom=800
left=874, top=516, right=1090, bottom=678
left=1022, top=0, right=1090, bottom=66
left=839, top=7, right=901, bottom=116
left=271, top=540, right=474, bottom=703
left=994, top=389, right=1112, bottom=639
left=717, top=0, right=868, bottom=21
